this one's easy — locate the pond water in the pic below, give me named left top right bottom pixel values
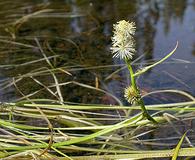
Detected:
left=0, top=1, right=195, bottom=159
left=0, top=0, right=195, bottom=105
left=0, top=0, right=195, bottom=104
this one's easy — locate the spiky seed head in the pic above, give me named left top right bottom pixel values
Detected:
left=124, top=86, right=140, bottom=104
left=111, top=20, right=136, bottom=60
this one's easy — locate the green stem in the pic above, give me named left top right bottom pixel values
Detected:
left=138, top=98, right=157, bottom=123
left=125, top=59, right=136, bottom=89
left=125, top=59, right=157, bottom=123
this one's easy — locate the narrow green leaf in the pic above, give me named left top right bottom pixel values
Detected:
left=172, top=131, right=188, bottom=160
left=134, top=41, right=178, bottom=77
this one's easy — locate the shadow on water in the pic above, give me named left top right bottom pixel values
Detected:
left=0, top=0, right=195, bottom=155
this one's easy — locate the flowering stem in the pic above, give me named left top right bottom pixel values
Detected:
left=137, top=98, right=157, bottom=123
left=125, top=59, right=136, bottom=88
left=125, top=59, right=157, bottom=123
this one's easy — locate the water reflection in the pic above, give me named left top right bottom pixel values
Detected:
left=0, top=0, right=194, bottom=104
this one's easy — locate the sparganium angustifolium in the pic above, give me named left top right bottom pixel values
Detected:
left=110, top=20, right=157, bottom=123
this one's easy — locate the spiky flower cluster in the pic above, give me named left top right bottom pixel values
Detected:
left=111, top=20, right=136, bottom=60
left=124, top=86, right=140, bottom=104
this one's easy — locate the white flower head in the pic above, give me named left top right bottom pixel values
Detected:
left=113, top=20, right=136, bottom=37
left=111, top=20, right=136, bottom=60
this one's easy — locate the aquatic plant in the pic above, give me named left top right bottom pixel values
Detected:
left=111, top=20, right=155, bottom=122
left=111, top=20, right=178, bottom=123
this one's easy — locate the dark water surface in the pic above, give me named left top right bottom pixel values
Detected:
left=0, top=0, right=195, bottom=105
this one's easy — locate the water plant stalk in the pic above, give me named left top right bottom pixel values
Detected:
left=110, top=20, right=156, bottom=122
left=125, top=59, right=157, bottom=123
